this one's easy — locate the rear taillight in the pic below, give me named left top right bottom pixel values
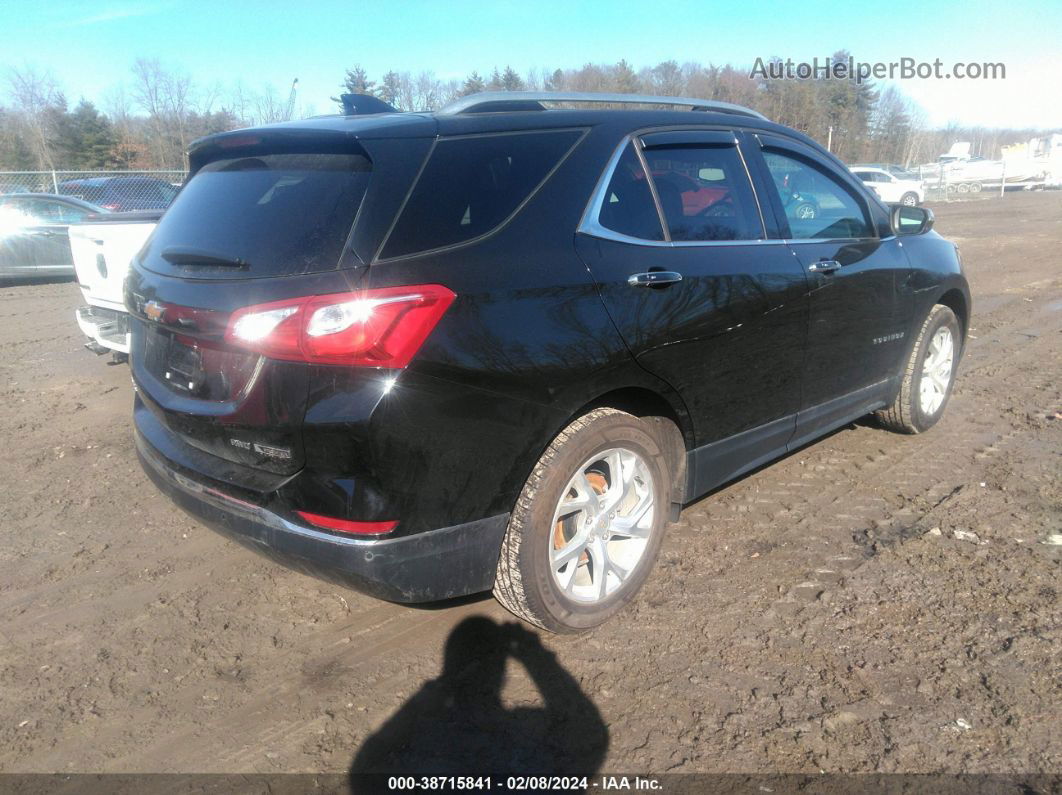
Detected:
left=295, top=511, right=397, bottom=536
left=224, top=284, right=455, bottom=368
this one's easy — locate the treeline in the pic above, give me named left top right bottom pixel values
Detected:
left=0, top=60, right=297, bottom=172
left=342, top=56, right=1049, bottom=167
left=0, top=54, right=1052, bottom=172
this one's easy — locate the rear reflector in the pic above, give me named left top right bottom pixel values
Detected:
left=225, top=284, right=455, bottom=368
left=295, top=511, right=398, bottom=536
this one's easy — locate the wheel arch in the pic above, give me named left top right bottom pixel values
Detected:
left=936, top=287, right=969, bottom=342
left=567, top=386, right=691, bottom=513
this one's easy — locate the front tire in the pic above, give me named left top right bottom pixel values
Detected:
left=877, top=305, right=960, bottom=434
left=493, top=408, right=673, bottom=633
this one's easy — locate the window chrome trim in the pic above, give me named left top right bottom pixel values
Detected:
left=782, top=235, right=897, bottom=245
left=631, top=136, right=671, bottom=242
left=578, top=130, right=771, bottom=247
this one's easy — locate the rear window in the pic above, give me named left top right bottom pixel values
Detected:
left=380, top=129, right=583, bottom=260
left=143, top=152, right=371, bottom=278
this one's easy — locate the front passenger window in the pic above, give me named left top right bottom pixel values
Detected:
left=764, top=151, right=872, bottom=240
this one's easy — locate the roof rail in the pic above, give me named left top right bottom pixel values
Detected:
left=438, top=91, right=767, bottom=120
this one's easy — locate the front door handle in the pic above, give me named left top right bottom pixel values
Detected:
left=628, top=271, right=683, bottom=287
left=808, top=260, right=841, bottom=274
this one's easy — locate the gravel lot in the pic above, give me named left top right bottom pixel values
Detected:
left=0, top=193, right=1059, bottom=779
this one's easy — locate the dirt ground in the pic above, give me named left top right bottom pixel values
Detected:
left=0, top=192, right=1059, bottom=780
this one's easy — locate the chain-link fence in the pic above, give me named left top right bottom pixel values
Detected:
left=0, top=170, right=186, bottom=211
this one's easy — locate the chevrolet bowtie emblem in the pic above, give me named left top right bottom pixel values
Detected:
left=144, top=300, right=165, bottom=322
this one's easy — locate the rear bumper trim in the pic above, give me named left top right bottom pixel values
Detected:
left=76, top=306, right=130, bottom=353
left=135, top=430, right=510, bottom=603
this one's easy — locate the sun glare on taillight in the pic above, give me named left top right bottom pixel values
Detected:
left=224, top=284, right=455, bottom=368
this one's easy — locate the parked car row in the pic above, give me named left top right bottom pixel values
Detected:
left=0, top=176, right=178, bottom=281
left=3, top=94, right=970, bottom=632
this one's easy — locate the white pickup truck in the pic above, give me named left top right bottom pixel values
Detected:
left=69, top=211, right=161, bottom=360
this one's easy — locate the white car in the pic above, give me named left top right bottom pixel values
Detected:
left=69, top=211, right=160, bottom=358
left=849, top=167, right=924, bottom=206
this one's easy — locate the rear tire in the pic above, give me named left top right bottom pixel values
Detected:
left=493, top=408, right=673, bottom=633
left=876, top=305, right=960, bottom=434
left=900, top=192, right=919, bottom=206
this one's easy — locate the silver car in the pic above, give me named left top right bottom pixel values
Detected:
left=0, top=193, right=106, bottom=280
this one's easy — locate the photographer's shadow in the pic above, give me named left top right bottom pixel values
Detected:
left=350, top=616, right=608, bottom=784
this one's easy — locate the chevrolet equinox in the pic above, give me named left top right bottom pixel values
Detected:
left=127, top=91, right=970, bottom=632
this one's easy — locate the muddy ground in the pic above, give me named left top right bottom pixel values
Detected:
left=0, top=193, right=1059, bottom=780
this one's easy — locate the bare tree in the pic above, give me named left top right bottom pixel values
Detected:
left=6, top=65, right=64, bottom=170
left=130, top=58, right=200, bottom=168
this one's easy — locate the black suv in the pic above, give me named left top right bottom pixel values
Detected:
left=127, top=91, right=969, bottom=632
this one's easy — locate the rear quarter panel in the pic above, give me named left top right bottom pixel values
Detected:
left=302, top=124, right=692, bottom=534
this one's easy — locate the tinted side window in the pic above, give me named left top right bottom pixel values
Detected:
left=381, top=130, right=583, bottom=259
left=642, top=144, right=762, bottom=241
left=597, top=143, right=664, bottom=241
left=763, top=150, right=872, bottom=239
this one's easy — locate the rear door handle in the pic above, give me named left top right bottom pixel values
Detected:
left=627, top=271, right=683, bottom=287
left=808, top=260, right=841, bottom=274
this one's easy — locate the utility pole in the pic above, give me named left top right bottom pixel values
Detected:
left=284, top=78, right=299, bottom=121
left=826, top=125, right=834, bottom=153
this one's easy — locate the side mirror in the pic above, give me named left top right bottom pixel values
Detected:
left=891, top=204, right=934, bottom=236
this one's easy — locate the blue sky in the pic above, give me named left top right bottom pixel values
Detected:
left=2, top=0, right=1060, bottom=127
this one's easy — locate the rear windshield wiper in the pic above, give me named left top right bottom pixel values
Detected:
left=161, top=246, right=250, bottom=268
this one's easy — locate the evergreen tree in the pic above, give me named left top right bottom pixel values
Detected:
left=461, top=71, right=486, bottom=96
left=55, top=100, right=117, bottom=168
left=544, top=68, right=564, bottom=91
left=612, top=60, right=640, bottom=94
left=333, top=65, right=378, bottom=110
left=500, top=66, right=524, bottom=91
left=487, top=68, right=503, bottom=91
left=380, top=71, right=402, bottom=108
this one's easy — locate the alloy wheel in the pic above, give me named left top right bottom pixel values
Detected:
left=548, top=447, right=655, bottom=604
left=920, top=326, right=955, bottom=415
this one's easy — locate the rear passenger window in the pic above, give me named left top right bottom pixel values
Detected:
left=597, top=143, right=665, bottom=241
left=381, top=130, right=583, bottom=259
left=763, top=150, right=872, bottom=239
left=642, top=144, right=762, bottom=241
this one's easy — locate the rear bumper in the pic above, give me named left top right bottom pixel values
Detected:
left=135, top=428, right=509, bottom=603
left=76, top=306, right=130, bottom=353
